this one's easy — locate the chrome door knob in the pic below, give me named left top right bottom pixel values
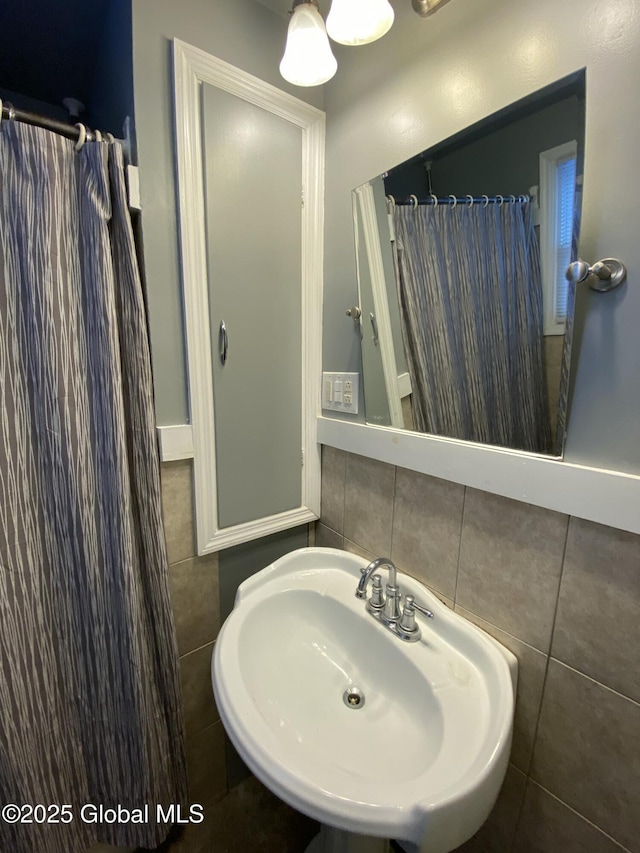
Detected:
left=565, top=258, right=627, bottom=292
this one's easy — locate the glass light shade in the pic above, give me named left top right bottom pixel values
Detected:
left=326, top=0, right=395, bottom=46
left=279, top=3, right=338, bottom=87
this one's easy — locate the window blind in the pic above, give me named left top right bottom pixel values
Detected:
left=554, top=156, right=577, bottom=322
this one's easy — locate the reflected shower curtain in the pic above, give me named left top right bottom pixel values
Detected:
left=0, top=123, right=187, bottom=852
left=393, top=201, right=552, bottom=453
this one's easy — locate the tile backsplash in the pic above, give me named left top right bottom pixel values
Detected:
left=319, top=446, right=640, bottom=853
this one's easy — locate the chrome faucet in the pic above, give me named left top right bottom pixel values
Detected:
left=356, top=556, right=401, bottom=623
left=356, top=556, right=434, bottom=642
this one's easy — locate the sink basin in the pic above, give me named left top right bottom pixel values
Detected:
left=212, top=547, right=516, bottom=853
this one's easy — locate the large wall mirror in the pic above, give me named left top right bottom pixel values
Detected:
left=352, top=73, right=585, bottom=459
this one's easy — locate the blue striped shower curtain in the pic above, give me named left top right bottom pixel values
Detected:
left=0, top=123, right=187, bottom=852
left=393, top=201, right=552, bottom=453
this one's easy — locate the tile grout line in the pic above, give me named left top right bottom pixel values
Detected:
left=389, top=464, right=398, bottom=558
left=522, top=514, right=572, bottom=780
left=341, top=449, right=348, bottom=545
left=548, top=658, right=640, bottom=708
left=545, top=514, right=572, bottom=660
left=508, top=774, right=532, bottom=853
left=452, top=485, right=467, bottom=607
left=455, top=605, right=547, bottom=655
left=527, top=780, right=633, bottom=852
left=179, top=638, right=216, bottom=660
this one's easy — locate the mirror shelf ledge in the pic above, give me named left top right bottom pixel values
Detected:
left=317, top=417, right=640, bottom=536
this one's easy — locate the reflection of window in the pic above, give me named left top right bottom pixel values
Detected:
left=539, top=141, right=578, bottom=335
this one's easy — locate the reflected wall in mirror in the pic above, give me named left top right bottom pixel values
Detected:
left=352, top=73, right=585, bottom=457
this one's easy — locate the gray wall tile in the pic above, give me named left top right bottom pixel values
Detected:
left=161, top=460, right=196, bottom=565
left=170, top=775, right=318, bottom=853
left=455, top=607, right=548, bottom=774
left=344, top=453, right=395, bottom=555
left=218, top=526, right=309, bottom=624
left=344, top=538, right=376, bottom=562
left=530, top=660, right=640, bottom=851
left=514, top=781, right=628, bottom=853
left=168, top=554, right=220, bottom=656
left=429, top=589, right=454, bottom=609
left=321, top=446, right=346, bottom=535
left=391, top=468, right=464, bottom=600
left=185, top=721, right=227, bottom=808
left=454, top=764, right=526, bottom=852
left=316, top=523, right=343, bottom=549
left=180, top=642, right=219, bottom=738
left=456, top=489, right=568, bottom=651
left=552, top=518, right=640, bottom=703
left=225, top=734, right=252, bottom=790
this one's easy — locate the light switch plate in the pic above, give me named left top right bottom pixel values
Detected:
left=322, top=372, right=359, bottom=414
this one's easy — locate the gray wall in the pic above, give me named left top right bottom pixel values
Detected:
left=132, top=0, right=323, bottom=425
left=322, top=0, right=640, bottom=475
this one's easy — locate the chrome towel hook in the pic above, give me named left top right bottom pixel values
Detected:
left=566, top=258, right=627, bottom=292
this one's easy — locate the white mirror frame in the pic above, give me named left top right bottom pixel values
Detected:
left=173, top=39, right=323, bottom=554
left=317, top=417, right=640, bottom=535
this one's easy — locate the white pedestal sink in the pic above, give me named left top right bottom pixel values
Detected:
left=212, top=548, right=516, bottom=853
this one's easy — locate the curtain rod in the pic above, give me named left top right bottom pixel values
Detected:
left=0, top=102, right=95, bottom=142
left=390, top=194, right=530, bottom=207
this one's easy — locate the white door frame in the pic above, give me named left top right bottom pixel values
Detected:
left=353, top=182, right=405, bottom=428
left=172, top=39, right=323, bottom=553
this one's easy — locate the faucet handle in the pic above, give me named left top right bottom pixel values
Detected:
left=404, top=595, right=434, bottom=619
left=398, top=595, right=434, bottom=636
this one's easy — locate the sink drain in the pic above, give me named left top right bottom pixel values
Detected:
left=343, top=686, right=365, bottom=709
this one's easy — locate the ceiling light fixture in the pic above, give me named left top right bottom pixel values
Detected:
left=280, top=1, right=455, bottom=88
left=326, top=0, right=395, bottom=46
left=279, top=0, right=337, bottom=87
left=411, top=0, right=454, bottom=16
